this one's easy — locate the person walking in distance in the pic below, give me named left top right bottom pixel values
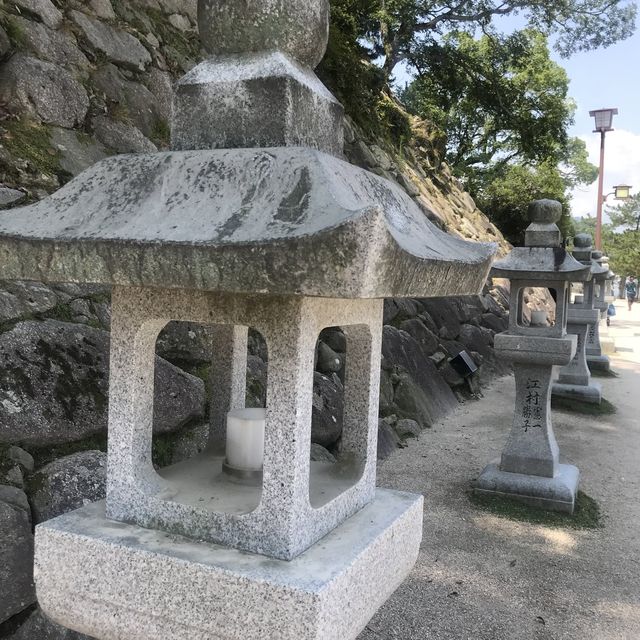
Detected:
left=625, top=276, right=637, bottom=311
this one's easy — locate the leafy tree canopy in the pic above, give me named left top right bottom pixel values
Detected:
left=607, top=192, right=640, bottom=231
left=371, top=0, right=637, bottom=75
left=400, top=30, right=573, bottom=183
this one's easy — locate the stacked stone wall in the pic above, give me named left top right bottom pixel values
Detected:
left=0, top=1, right=520, bottom=636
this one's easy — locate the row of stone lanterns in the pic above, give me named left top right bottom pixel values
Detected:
left=475, top=205, right=616, bottom=514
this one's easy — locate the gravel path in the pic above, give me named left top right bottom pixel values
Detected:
left=359, top=300, right=640, bottom=640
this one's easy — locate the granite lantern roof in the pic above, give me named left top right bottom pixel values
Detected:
left=491, top=200, right=591, bottom=283
left=0, top=148, right=495, bottom=298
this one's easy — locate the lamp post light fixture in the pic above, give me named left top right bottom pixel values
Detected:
left=590, top=108, right=619, bottom=251
left=612, top=184, right=632, bottom=201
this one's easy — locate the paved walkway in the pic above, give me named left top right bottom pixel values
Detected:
left=360, top=299, right=640, bottom=640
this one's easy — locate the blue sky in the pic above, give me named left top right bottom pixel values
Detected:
left=559, top=28, right=640, bottom=218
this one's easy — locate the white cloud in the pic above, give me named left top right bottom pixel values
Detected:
left=570, top=128, right=640, bottom=221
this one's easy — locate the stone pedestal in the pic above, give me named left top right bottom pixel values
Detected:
left=586, top=318, right=611, bottom=372
left=36, top=490, right=422, bottom=640
left=552, top=307, right=602, bottom=404
left=475, top=332, right=580, bottom=513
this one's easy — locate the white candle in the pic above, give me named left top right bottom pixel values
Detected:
left=225, top=408, right=265, bottom=471
left=531, top=310, right=548, bottom=326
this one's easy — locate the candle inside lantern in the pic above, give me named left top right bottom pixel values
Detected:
left=530, top=310, right=548, bottom=326
left=225, top=408, right=265, bottom=472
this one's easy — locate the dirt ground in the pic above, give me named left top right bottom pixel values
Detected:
left=359, top=299, right=640, bottom=640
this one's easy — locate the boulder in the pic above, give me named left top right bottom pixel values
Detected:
left=27, top=450, right=107, bottom=524
left=319, top=326, right=346, bottom=353
left=50, top=127, right=109, bottom=177
left=419, top=298, right=462, bottom=339
left=311, top=372, right=343, bottom=448
left=91, top=116, right=158, bottom=154
left=382, top=326, right=458, bottom=427
left=0, top=55, right=89, bottom=128
left=0, top=187, right=25, bottom=208
left=377, top=419, right=400, bottom=460
left=13, top=0, right=63, bottom=29
left=0, top=280, right=60, bottom=322
left=395, top=418, right=421, bottom=440
left=7, top=16, right=90, bottom=72
left=0, top=485, right=35, bottom=622
left=0, top=321, right=205, bottom=446
left=310, top=443, right=336, bottom=463
left=316, top=341, right=343, bottom=375
left=92, top=63, right=165, bottom=138
left=398, top=318, right=439, bottom=356
left=89, top=0, right=117, bottom=21
left=70, top=11, right=151, bottom=72
left=458, top=324, right=494, bottom=358
left=155, top=321, right=212, bottom=368
left=479, top=312, right=508, bottom=333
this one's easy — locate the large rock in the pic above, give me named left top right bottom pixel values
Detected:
left=7, top=16, right=90, bottom=72
left=398, top=318, right=439, bottom=356
left=92, top=63, right=164, bottom=137
left=419, top=298, right=462, bottom=340
left=0, top=55, right=89, bottom=128
left=70, top=11, right=151, bottom=72
left=382, top=326, right=458, bottom=427
left=7, top=607, right=92, bottom=639
left=0, top=280, right=59, bottom=321
left=50, top=128, right=109, bottom=177
left=91, top=116, right=157, bottom=154
left=13, top=0, right=63, bottom=29
left=27, top=451, right=107, bottom=524
left=0, top=188, right=25, bottom=208
left=0, top=485, right=35, bottom=622
left=311, top=372, right=343, bottom=448
left=0, top=321, right=205, bottom=446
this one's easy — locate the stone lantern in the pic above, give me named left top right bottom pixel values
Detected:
left=0, top=1, right=495, bottom=638
left=586, top=251, right=614, bottom=371
left=552, top=234, right=608, bottom=403
left=474, top=200, right=590, bottom=513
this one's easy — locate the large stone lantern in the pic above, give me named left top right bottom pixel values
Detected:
left=586, top=250, right=614, bottom=371
left=552, top=234, right=608, bottom=403
left=0, top=1, right=495, bottom=638
left=474, top=200, right=590, bottom=513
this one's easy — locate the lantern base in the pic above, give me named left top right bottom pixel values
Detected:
left=474, top=462, right=579, bottom=514
left=221, top=460, right=263, bottom=486
left=587, top=354, right=611, bottom=372
left=551, top=380, right=602, bottom=405
left=34, top=489, right=423, bottom=640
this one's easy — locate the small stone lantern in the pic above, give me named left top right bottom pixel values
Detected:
left=586, top=251, right=614, bottom=371
left=552, top=234, right=608, bottom=403
left=0, top=1, right=495, bottom=638
left=475, top=200, right=590, bottom=513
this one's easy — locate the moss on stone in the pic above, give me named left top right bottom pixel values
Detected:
left=1, top=117, right=64, bottom=179
left=29, top=434, right=108, bottom=468
left=551, top=396, right=617, bottom=415
left=2, top=15, right=26, bottom=48
left=469, top=490, right=603, bottom=529
left=151, top=118, right=171, bottom=148
left=589, top=368, right=619, bottom=379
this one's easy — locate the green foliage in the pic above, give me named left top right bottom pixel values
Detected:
left=551, top=396, right=617, bottom=415
left=401, top=30, right=574, bottom=180
left=1, top=118, right=63, bottom=177
left=371, top=0, right=636, bottom=73
left=476, top=161, right=573, bottom=245
left=575, top=196, right=640, bottom=278
left=470, top=490, right=603, bottom=529
left=317, top=0, right=386, bottom=136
